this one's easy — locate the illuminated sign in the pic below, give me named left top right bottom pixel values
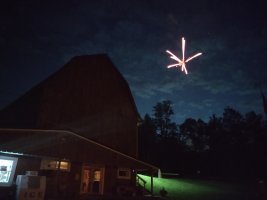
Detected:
left=0, top=155, right=18, bottom=187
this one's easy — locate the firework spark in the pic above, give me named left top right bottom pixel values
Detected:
left=166, top=37, right=202, bottom=75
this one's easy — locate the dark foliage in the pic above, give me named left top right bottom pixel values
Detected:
left=138, top=101, right=267, bottom=180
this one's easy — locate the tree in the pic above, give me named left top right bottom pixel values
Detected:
left=152, top=100, right=178, bottom=137
left=206, top=108, right=264, bottom=178
left=206, top=114, right=224, bottom=151
left=222, top=107, right=243, bottom=131
left=139, top=100, right=183, bottom=171
left=138, top=114, right=157, bottom=162
left=179, top=118, right=208, bottom=152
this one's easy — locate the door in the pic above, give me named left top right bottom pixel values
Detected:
left=80, top=165, right=104, bottom=195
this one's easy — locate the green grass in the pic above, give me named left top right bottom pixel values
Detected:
left=137, top=174, right=257, bottom=200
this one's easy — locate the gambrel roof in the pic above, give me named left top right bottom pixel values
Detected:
left=0, top=54, right=139, bottom=156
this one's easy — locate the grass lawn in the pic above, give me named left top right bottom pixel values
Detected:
left=138, top=174, right=265, bottom=200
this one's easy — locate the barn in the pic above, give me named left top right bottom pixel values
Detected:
left=0, top=54, right=158, bottom=199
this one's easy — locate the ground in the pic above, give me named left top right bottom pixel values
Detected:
left=138, top=174, right=267, bottom=200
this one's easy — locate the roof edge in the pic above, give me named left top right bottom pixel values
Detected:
left=0, top=128, right=159, bottom=170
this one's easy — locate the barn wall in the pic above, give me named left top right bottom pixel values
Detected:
left=35, top=55, right=138, bottom=157
left=0, top=55, right=139, bottom=157
left=39, top=162, right=82, bottom=199
left=0, top=129, right=156, bottom=198
left=0, top=131, right=152, bottom=170
left=103, top=165, right=118, bottom=195
left=103, top=165, right=136, bottom=196
left=1, top=154, right=83, bottom=200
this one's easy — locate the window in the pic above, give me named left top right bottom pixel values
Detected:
left=59, top=161, right=70, bottom=171
left=40, top=159, right=70, bottom=171
left=94, top=170, right=101, bottom=181
left=0, top=156, right=18, bottom=187
left=117, top=168, right=131, bottom=180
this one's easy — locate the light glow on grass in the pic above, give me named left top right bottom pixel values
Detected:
left=137, top=174, right=246, bottom=200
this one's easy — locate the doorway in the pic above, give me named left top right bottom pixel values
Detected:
left=80, top=165, right=104, bottom=195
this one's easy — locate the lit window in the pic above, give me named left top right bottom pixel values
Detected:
left=40, top=160, right=59, bottom=170
left=40, top=159, right=70, bottom=171
left=94, top=170, right=101, bottom=181
left=59, top=161, right=70, bottom=171
left=0, top=156, right=18, bottom=186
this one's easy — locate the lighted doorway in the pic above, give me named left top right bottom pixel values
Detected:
left=80, top=165, right=104, bottom=195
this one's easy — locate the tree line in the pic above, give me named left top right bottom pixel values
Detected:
left=138, top=100, right=267, bottom=180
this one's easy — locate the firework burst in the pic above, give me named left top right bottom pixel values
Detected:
left=166, top=37, right=202, bottom=75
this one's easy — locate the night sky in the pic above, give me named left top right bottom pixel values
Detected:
left=0, top=0, right=266, bottom=123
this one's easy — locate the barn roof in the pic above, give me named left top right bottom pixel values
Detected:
left=0, top=54, right=141, bottom=156
left=0, top=128, right=158, bottom=171
left=0, top=54, right=139, bottom=128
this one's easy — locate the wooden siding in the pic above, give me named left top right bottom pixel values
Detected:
left=0, top=54, right=139, bottom=157
left=0, top=130, right=157, bottom=171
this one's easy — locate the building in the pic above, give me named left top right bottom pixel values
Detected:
left=0, top=54, right=158, bottom=199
